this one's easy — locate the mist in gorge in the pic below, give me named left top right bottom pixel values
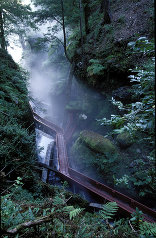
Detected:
left=21, top=20, right=155, bottom=209
left=7, top=10, right=143, bottom=203
left=27, top=37, right=70, bottom=127
left=22, top=21, right=119, bottom=190
left=1, top=1, right=155, bottom=234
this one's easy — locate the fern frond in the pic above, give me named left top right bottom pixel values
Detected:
left=76, top=226, right=93, bottom=238
left=99, top=202, right=118, bottom=220
left=70, top=208, right=84, bottom=220
left=63, top=206, right=75, bottom=214
left=53, top=196, right=65, bottom=206
left=140, top=221, right=156, bottom=236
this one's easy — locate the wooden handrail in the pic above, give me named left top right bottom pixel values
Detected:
left=68, top=168, right=156, bottom=221
left=31, top=109, right=156, bottom=223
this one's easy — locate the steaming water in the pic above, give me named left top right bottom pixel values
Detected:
left=7, top=1, right=156, bottom=210
left=8, top=6, right=140, bottom=204
left=8, top=28, right=117, bottom=201
left=8, top=35, right=23, bottom=64
left=7, top=1, right=69, bottom=184
left=35, top=129, right=55, bottom=182
left=36, top=129, right=54, bottom=161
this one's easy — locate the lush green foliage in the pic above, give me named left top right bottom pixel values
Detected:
left=130, top=208, right=156, bottom=236
left=139, top=222, right=156, bottom=236
left=0, top=49, right=36, bottom=192
left=1, top=1, right=155, bottom=237
left=32, top=0, right=154, bottom=89
left=2, top=181, right=155, bottom=237
left=98, top=38, right=155, bottom=197
left=99, top=202, right=118, bottom=220
left=0, top=0, right=35, bottom=48
left=87, top=59, right=106, bottom=77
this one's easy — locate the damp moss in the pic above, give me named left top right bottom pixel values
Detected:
left=80, top=130, right=117, bottom=156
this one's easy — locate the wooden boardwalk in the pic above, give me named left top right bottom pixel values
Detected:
left=31, top=107, right=156, bottom=223
left=56, top=133, right=69, bottom=175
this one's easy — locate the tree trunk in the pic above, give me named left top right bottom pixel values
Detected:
left=79, top=0, right=84, bottom=66
left=0, top=10, right=6, bottom=49
left=6, top=214, right=54, bottom=235
left=60, top=0, right=71, bottom=62
left=100, top=0, right=111, bottom=24
left=66, top=63, right=75, bottom=97
left=83, top=0, right=90, bottom=35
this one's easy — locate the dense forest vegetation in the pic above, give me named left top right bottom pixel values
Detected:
left=0, top=0, right=155, bottom=237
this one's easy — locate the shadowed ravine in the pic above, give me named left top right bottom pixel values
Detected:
left=30, top=105, right=156, bottom=223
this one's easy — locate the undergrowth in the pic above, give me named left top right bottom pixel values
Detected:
left=0, top=48, right=36, bottom=192
left=2, top=181, right=156, bottom=238
left=97, top=38, right=155, bottom=197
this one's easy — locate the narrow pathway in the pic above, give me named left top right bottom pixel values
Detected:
left=30, top=106, right=156, bottom=223
left=56, top=133, right=69, bottom=175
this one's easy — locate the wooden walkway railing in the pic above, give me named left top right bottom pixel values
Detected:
left=30, top=107, right=156, bottom=223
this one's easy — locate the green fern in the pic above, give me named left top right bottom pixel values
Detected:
left=53, top=196, right=65, bottom=206
left=139, top=221, right=156, bottom=236
left=76, top=225, right=93, bottom=238
left=63, top=206, right=75, bottom=213
left=99, top=202, right=118, bottom=220
left=69, top=208, right=84, bottom=220
left=87, top=59, right=105, bottom=76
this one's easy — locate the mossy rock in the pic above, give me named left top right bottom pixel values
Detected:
left=80, top=130, right=117, bottom=156
left=116, top=132, right=133, bottom=149
left=71, top=137, right=94, bottom=161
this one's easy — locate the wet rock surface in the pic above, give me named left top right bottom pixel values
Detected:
left=80, top=130, right=117, bottom=156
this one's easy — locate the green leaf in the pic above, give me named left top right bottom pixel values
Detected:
left=69, top=208, right=84, bottom=220
left=99, top=202, right=118, bottom=220
left=140, top=222, right=156, bottom=236
left=53, top=196, right=65, bottom=206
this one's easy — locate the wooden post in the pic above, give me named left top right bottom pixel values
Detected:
left=46, top=169, right=50, bottom=184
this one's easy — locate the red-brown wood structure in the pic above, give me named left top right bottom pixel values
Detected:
left=31, top=108, right=156, bottom=223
